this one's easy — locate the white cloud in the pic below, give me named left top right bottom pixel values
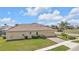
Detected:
left=24, top=7, right=52, bottom=16
left=0, top=18, right=15, bottom=24
left=53, top=10, right=60, bottom=15
left=37, top=21, right=58, bottom=26
left=65, top=8, right=79, bottom=20
left=60, top=8, right=79, bottom=22
left=38, top=10, right=63, bottom=20
left=63, top=8, right=79, bottom=25
left=70, top=7, right=79, bottom=15
left=24, top=7, right=43, bottom=16
left=68, top=19, right=79, bottom=24
left=37, top=8, right=79, bottom=26
left=68, top=19, right=79, bottom=26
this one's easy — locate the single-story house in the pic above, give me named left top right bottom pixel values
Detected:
left=6, top=23, right=56, bottom=40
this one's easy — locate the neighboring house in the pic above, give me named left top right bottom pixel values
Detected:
left=6, top=23, right=56, bottom=40
left=66, top=25, right=74, bottom=29
left=0, top=26, right=11, bottom=36
left=51, top=25, right=58, bottom=29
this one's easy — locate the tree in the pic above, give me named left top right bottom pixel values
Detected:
left=58, top=21, right=69, bottom=32
left=51, top=25, right=57, bottom=29
left=4, top=24, right=8, bottom=27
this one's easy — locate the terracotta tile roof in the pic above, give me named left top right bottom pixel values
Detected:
left=8, top=23, right=54, bottom=31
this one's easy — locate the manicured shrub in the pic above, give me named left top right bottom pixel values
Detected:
left=67, top=35, right=76, bottom=40
left=3, top=36, right=6, bottom=39
left=32, top=36, right=36, bottom=39
left=32, top=35, right=46, bottom=39
left=61, top=33, right=67, bottom=37
left=2, top=35, right=6, bottom=39
left=39, top=35, right=46, bottom=39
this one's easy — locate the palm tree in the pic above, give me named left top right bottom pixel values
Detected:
left=58, top=21, right=69, bottom=32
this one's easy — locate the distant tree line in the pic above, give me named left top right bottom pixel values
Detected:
left=49, top=21, right=79, bottom=32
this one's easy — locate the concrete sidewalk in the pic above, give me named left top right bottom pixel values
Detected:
left=68, top=45, right=79, bottom=51
left=47, top=37, right=65, bottom=43
left=35, top=40, right=79, bottom=51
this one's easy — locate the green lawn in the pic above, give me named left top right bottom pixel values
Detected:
left=0, top=37, right=56, bottom=51
left=48, top=45, right=70, bottom=51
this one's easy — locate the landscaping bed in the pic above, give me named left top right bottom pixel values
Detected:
left=73, top=40, right=79, bottom=43
left=58, top=33, right=76, bottom=41
left=48, top=45, right=70, bottom=51
left=0, top=37, right=56, bottom=51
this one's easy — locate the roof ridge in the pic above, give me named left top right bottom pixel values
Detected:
left=7, top=25, right=17, bottom=31
left=7, top=23, right=54, bottom=31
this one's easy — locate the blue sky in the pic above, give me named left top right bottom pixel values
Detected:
left=0, top=7, right=79, bottom=26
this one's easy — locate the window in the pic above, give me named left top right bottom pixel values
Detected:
left=30, top=32, right=31, bottom=34
left=36, top=32, right=38, bottom=35
left=22, top=34, right=24, bottom=36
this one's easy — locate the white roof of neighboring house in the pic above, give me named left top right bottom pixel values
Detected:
left=2, top=27, right=11, bottom=31
left=7, top=23, right=55, bottom=32
left=0, top=26, right=12, bottom=31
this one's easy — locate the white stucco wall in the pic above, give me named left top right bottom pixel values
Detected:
left=6, top=30, right=55, bottom=40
